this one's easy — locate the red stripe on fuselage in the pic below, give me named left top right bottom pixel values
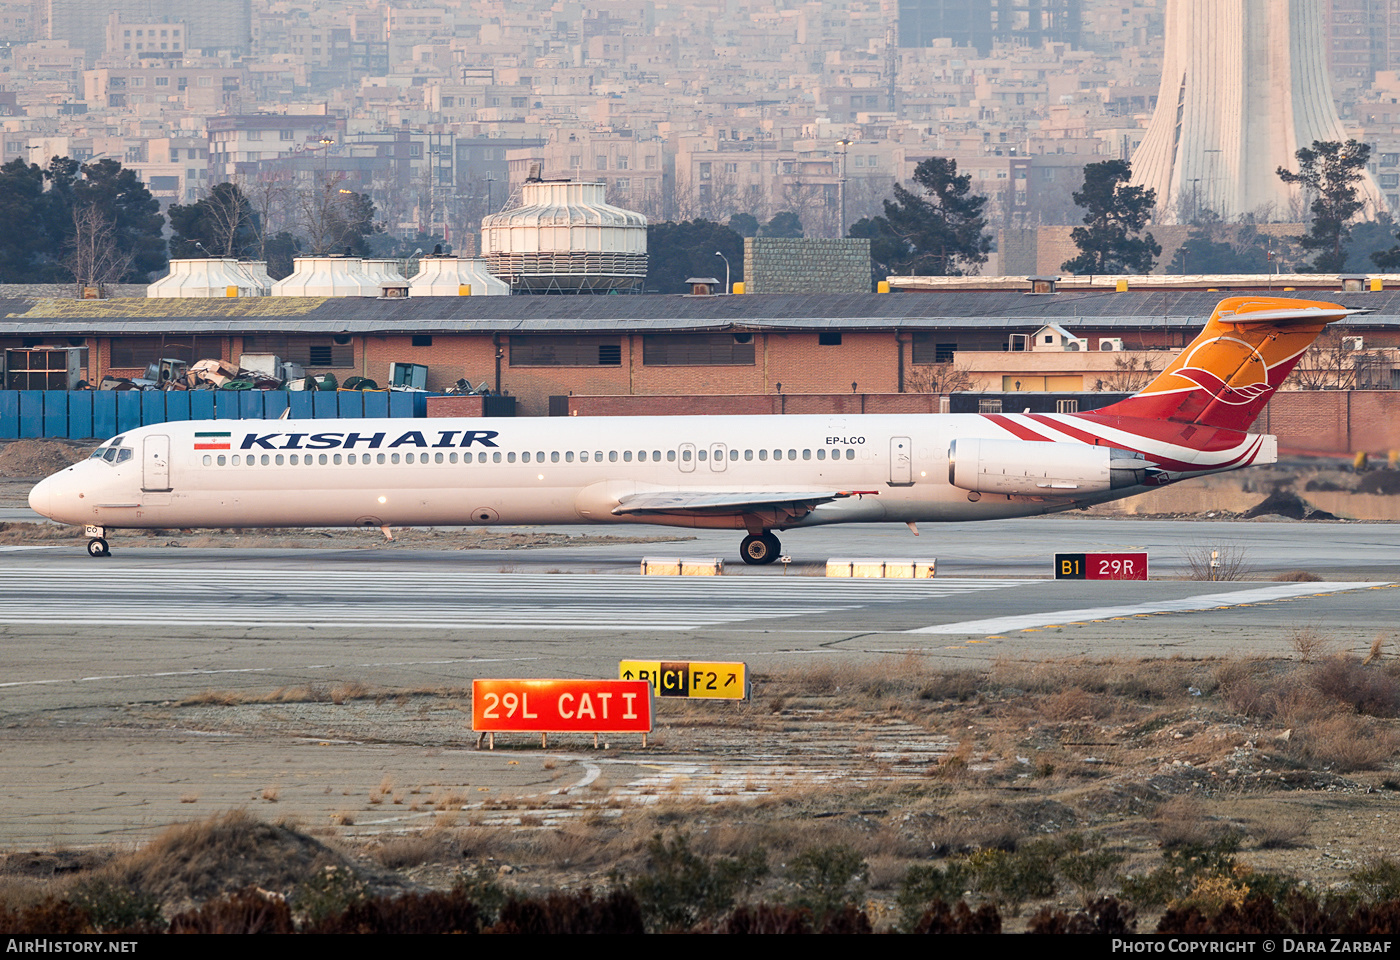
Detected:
left=982, top=414, right=1053, bottom=442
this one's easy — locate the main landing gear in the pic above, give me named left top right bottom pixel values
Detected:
left=740, top=531, right=781, bottom=565
left=85, top=525, right=110, bottom=558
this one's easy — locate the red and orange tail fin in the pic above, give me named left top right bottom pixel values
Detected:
left=1096, top=296, right=1356, bottom=433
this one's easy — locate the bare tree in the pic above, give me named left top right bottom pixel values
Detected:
left=237, top=172, right=294, bottom=261
left=67, top=204, right=133, bottom=297
left=905, top=358, right=976, bottom=393
left=296, top=173, right=376, bottom=256
left=1287, top=329, right=1370, bottom=390
left=1093, top=355, right=1158, bottom=392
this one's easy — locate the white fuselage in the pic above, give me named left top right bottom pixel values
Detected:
left=27, top=412, right=1265, bottom=535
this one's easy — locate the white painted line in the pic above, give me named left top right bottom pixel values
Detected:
left=906, top=582, right=1386, bottom=635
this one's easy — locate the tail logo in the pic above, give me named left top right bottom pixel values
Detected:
left=1152, top=336, right=1273, bottom=406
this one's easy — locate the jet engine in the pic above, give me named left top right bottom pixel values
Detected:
left=949, top=437, right=1152, bottom=497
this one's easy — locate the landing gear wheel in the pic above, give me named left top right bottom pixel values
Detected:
left=740, top=532, right=781, bottom=565
left=86, top=537, right=110, bottom=558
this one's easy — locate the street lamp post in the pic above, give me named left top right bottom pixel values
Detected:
left=714, top=250, right=730, bottom=294
left=836, top=138, right=853, bottom=238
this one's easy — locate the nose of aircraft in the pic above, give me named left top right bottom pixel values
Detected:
left=28, top=473, right=53, bottom=518
left=28, top=469, right=70, bottom=521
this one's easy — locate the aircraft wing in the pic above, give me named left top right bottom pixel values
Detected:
left=611, top=489, right=866, bottom=517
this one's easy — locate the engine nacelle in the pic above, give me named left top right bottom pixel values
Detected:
left=949, top=437, right=1150, bottom=497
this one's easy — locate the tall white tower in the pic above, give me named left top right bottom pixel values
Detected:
left=1130, top=0, right=1384, bottom=223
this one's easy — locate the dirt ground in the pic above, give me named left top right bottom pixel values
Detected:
left=6, top=439, right=1400, bottom=931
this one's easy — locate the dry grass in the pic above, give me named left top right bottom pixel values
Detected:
left=1183, top=544, right=1252, bottom=581
left=1273, top=570, right=1324, bottom=582
left=1290, top=625, right=1335, bottom=663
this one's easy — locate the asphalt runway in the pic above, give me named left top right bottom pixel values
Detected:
left=1, top=518, right=1397, bottom=713
left=2, top=518, right=1398, bottom=847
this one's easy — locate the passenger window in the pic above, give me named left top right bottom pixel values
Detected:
left=217, top=455, right=226, bottom=466
left=681, top=449, right=691, bottom=462
left=508, top=452, right=516, bottom=463
left=803, top=449, right=811, bottom=460
left=202, top=455, right=211, bottom=466
left=698, top=449, right=707, bottom=461
left=347, top=454, right=356, bottom=464
left=390, top=453, right=400, bottom=464
left=729, top=449, right=738, bottom=461
left=758, top=449, right=767, bottom=461
left=623, top=451, right=632, bottom=462
left=493, top=452, right=501, bottom=463
left=667, top=450, right=676, bottom=462
left=522, top=452, right=530, bottom=463
left=536, top=451, right=544, bottom=462
left=744, top=449, right=753, bottom=461
left=846, top=449, right=855, bottom=460
left=319, top=454, right=329, bottom=465
left=551, top=451, right=560, bottom=463
left=594, top=450, right=603, bottom=461
left=579, top=451, right=588, bottom=462
left=787, top=449, right=796, bottom=460
left=232, top=455, right=241, bottom=465
left=817, top=449, right=826, bottom=460
left=609, top=451, right=618, bottom=462
left=449, top=452, right=458, bottom=463
left=275, top=454, right=284, bottom=465
left=260, top=455, right=270, bottom=465
left=772, top=449, right=781, bottom=460
left=333, top=454, right=342, bottom=465
left=565, top=451, right=574, bottom=462
left=435, top=452, right=444, bottom=464
left=376, top=453, right=386, bottom=464
left=637, top=451, right=646, bottom=462
left=653, top=450, right=661, bottom=460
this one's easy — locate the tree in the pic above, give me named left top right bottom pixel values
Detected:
left=1167, top=211, right=1273, bottom=274
left=644, top=220, right=743, bottom=294
left=296, top=175, right=380, bottom=256
left=168, top=182, right=259, bottom=259
left=1062, top=160, right=1159, bottom=274
left=1277, top=139, right=1372, bottom=273
left=852, top=157, right=991, bottom=277
left=758, top=211, right=804, bottom=238
left=67, top=204, right=133, bottom=297
left=0, top=159, right=66, bottom=281
left=64, top=158, right=166, bottom=280
left=728, top=213, right=759, bottom=238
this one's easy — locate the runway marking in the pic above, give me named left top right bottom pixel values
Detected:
left=906, top=582, right=1385, bottom=635
left=0, top=566, right=1030, bottom=632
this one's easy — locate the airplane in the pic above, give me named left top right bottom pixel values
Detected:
left=27, top=295, right=1355, bottom=564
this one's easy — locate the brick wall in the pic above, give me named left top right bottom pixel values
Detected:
left=742, top=238, right=871, bottom=294
left=1258, top=391, right=1400, bottom=455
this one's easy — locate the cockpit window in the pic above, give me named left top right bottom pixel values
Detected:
left=92, top=437, right=130, bottom=464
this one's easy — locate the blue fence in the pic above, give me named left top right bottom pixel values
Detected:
left=0, top=390, right=433, bottom=440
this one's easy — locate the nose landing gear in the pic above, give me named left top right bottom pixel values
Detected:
left=84, top=525, right=110, bottom=557
left=739, top=531, right=781, bottom=565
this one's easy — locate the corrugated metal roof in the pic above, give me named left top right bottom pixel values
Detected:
left=2, top=290, right=1398, bottom=335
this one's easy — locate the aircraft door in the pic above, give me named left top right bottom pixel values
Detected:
left=709, top=443, right=727, bottom=472
left=679, top=443, right=696, bottom=473
left=143, top=434, right=172, bottom=491
left=889, top=436, right=913, bottom=486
